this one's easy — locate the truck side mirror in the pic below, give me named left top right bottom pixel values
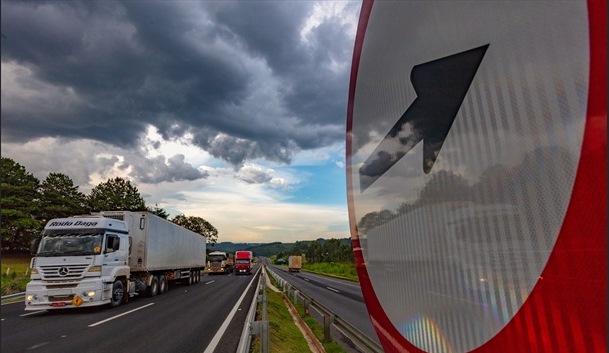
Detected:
left=30, top=237, right=41, bottom=255
left=112, top=239, right=120, bottom=251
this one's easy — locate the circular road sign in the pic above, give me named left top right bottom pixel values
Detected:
left=346, top=1, right=606, bottom=352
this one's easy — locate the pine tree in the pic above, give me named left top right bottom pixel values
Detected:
left=1, top=157, right=42, bottom=251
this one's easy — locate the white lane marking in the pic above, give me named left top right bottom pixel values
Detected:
left=304, top=278, right=310, bottom=282
left=204, top=280, right=215, bottom=285
left=88, top=303, right=155, bottom=327
left=203, top=267, right=260, bottom=353
left=28, top=342, right=50, bottom=349
left=20, top=310, right=47, bottom=317
left=326, top=287, right=340, bottom=293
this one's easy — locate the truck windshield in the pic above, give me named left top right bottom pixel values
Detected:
left=37, top=233, right=103, bottom=256
left=209, top=255, right=226, bottom=262
left=236, top=259, right=250, bottom=264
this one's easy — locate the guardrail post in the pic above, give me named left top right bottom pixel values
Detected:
left=262, top=284, right=268, bottom=322
left=294, top=290, right=299, bottom=304
left=261, top=320, right=270, bottom=353
left=323, top=313, right=333, bottom=343
left=303, top=298, right=310, bottom=317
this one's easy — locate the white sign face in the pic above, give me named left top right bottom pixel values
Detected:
left=348, top=1, right=589, bottom=352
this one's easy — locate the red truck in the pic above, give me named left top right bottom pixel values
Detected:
left=234, top=251, right=253, bottom=275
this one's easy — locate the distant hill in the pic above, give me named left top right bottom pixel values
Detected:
left=207, top=242, right=264, bottom=253
left=210, top=238, right=352, bottom=258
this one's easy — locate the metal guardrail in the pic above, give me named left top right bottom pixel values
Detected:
left=1, top=292, right=25, bottom=301
left=265, top=266, right=384, bottom=353
left=236, top=269, right=269, bottom=353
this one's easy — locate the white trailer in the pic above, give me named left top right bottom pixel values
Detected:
left=25, top=211, right=206, bottom=310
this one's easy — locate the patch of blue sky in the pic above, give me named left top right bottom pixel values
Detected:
left=285, top=163, right=347, bottom=205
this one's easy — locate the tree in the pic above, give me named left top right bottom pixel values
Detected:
left=148, top=204, right=169, bottom=219
left=88, top=177, right=146, bottom=212
left=305, top=240, right=322, bottom=264
left=171, top=214, right=218, bottom=244
left=1, top=157, right=42, bottom=251
left=38, top=173, right=88, bottom=223
left=291, top=240, right=307, bottom=256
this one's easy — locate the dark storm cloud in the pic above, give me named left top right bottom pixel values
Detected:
left=128, top=154, right=209, bottom=183
left=1, top=1, right=358, bottom=166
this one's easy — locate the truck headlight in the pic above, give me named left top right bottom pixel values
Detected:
left=30, top=268, right=38, bottom=274
left=88, top=266, right=102, bottom=272
left=83, top=291, right=96, bottom=298
left=26, top=295, right=37, bottom=301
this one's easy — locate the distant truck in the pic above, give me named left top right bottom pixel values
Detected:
left=234, top=251, right=253, bottom=275
left=207, top=251, right=234, bottom=274
left=288, top=255, right=302, bottom=272
left=25, top=211, right=206, bottom=310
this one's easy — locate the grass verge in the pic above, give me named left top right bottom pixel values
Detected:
left=250, top=283, right=312, bottom=353
left=301, top=262, right=358, bottom=282
left=267, top=270, right=347, bottom=353
left=1, top=252, right=31, bottom=296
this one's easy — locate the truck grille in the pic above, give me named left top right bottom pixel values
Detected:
left=40, top=264, right=89, bottom=280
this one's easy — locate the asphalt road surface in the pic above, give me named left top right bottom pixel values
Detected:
left=266, top=264, right=379, bottom=345
left=1, top=266, right=260, bottom=353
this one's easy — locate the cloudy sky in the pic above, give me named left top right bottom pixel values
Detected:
left=1, top=0, right=362, bottom=243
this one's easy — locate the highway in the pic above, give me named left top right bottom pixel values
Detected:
left=265, top=263, right=379, bottom=345
left=1, top=266, right=260, bottom=353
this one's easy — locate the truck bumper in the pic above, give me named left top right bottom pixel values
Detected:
left=24, top=278, right=111, bottom=310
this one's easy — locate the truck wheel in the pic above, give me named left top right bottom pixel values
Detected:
left=158, top=275, right=168, bottom=294
left=148, top=276, right=159, bottom=297
left=196, top=270, right=201, bottom=283
left=188, top=272, right=194, bottom=285
left=110, top=280, right=124, bottom=307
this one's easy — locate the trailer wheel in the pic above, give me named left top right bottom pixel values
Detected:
left=195, top=270, right=200, bottom=283
left=110, top=280, right=124, bottom=307
left=148, top=276, right=159, bottom=297
left=158, top=275, right=168, bottom=294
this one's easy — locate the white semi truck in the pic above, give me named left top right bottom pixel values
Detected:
left=25, top=211, right=206, bottom=310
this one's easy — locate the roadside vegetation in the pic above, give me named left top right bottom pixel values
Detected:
left=265, top=272, right=347, bottom=353
left=301, top=262, right=358, bottom=282
left=250, top=280, right=312, bottom=353
left=272, top=238, right=359, bottom=282
left=1, top=252, right=31, bottom=296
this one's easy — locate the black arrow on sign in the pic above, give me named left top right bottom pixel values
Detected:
left=359, top=44, right=489, bottom=192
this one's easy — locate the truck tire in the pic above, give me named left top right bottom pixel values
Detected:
left=148, top=276, right=159, bottom=297
left=158, top=275, right=168, bottom=294
left=196, top=270, right=201, bottom=283
left=188, top=272, right=194, bottom=285
left=110, top=280, right=124, bottom=307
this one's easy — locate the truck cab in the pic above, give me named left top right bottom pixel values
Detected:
left=234, top=251, right=253, bottom=275
left=25, top=216, right=130, bottom=310
left=207, top=251, right=234, bottom=274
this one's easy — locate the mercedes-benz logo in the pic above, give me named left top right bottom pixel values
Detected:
left=58, top=267, right=69, bottom=276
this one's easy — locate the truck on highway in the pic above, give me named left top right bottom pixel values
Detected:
left=25, top=211, right=206, bottom=310
left=207, top=251, right=234, bottom=274
left=234, top=251, right=253, bottom=275
left=288, top=255, right=302, bottom=272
